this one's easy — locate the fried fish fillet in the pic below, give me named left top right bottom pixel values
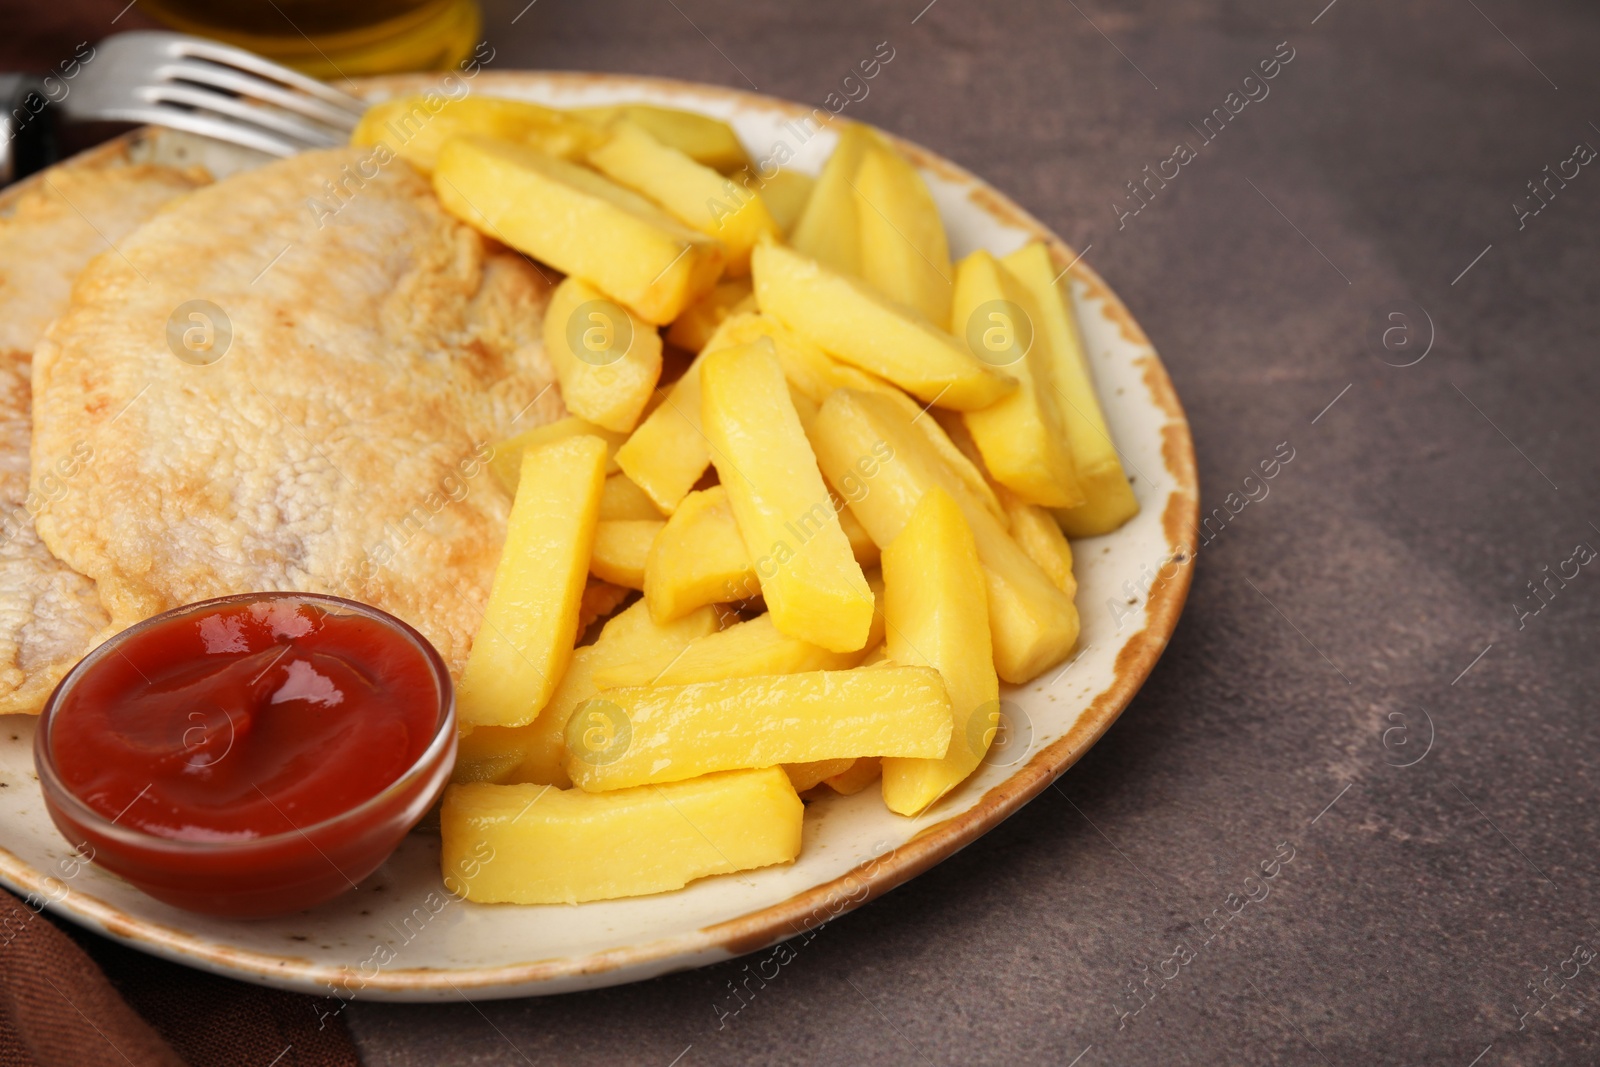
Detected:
left=0, top=145, right=209, bottom=714
left=33, top=146, right=562, bottom=678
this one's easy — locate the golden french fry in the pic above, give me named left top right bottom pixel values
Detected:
left=812, top=389, right=1079, bottom=683
left=998, top=487, right=1075, bottom=596
left=854, top=138, right=953, bottom=326
left=441, top=767, right=800, bottom=904
left=565, top=665, right=952, bottom=791
left=433, top=135, right=724, bottom=324
left=879, top=489, right=1000, bottom=815
left=457, top=599, right=720, bottom=788
left=790, top=122, right=873, bottom=274
left=599, top=473, right=665, bottom=521
left=353, top=95, right=601, bottom=174
left=1003, top=242, right=1140, bottom=536
left=612, top=356, right=711, bottom=515
left=956, top=250, right=1084, bottom=508
left=665, top=278, right=755, bottom=352
left=590, top=519, right=663, bottom=590
left=825, top=756, right=882, bottom=795
left=701, top=339, right=874, bottom=652
left=759, top=169, right=815, bottom=235
left=456, top=435, right=607, bottom=728
left=588, top=121, right=779, bottom=276
left=571, top=103, right=750, bottom=172
left=545, top=276, right=663, bottom=433
left=784, top=759, right=857, bottom=793
left=644, top=485, right=759, bottom=621
left=752, top=242, right=1015, bottom=411
left=490, top=416, right=625, bottom=496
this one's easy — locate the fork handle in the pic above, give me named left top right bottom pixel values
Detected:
left=0, top=75, right=60, bottom=186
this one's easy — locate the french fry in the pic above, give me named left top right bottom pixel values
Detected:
left=441, top=767, right=800, bottom=904
left=790, top=122, right=873, bottom=274
left=879, top=489, right=1000, bottom=815
left=433, top=135, right=724, bottom=324
left=1002, top=242, right=1140, bottom=536
left=785, top=759, right=856, bottom=793
left=854, top=138, right=953, bottom=326
left=752, top=242, right=1015, bottom=411
left=812, top=389, right=1079, bottom=683
left=598, top=473, right=665, bottom=521
left=825, top=756, right=882, bottom=795
left=570, top=104, right=750, bottom=173
left=456, top=599, right=721, bottom=788
left=998, top=488, right=1075, bottom=596
left=759, top=169, right=815, bottom=235
left=590, top=519, right=663, bottom=590
left=588, top=121, right=779, bottom=276
left=490, top=416, right=625, bottom=496
left=352, top=95, right=601, bottom=174
left=545, top=276, right=663, bottom=433
left=956, top=250, right=1084, bottom=508
left=565, top=665, right=952, bottom=791
left=456, top=435, right=607, bottom=728
left=644, top=485, right=759, bottom=621
left=594, top=580, right=883, bottom=688
left=613, top=356, right=710, bottom=515
left=665, top=278, right=755, bottom=352
left=701, top=340, right=874, bottom=652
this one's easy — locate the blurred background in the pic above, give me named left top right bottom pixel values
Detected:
left=4, top=0, right=1600, bottom=1064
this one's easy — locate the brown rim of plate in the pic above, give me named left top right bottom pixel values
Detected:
left=0, top=71, right=1199, bottom=994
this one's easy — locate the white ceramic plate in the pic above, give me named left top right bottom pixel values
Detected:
left=0, top=72, right=1197, bottom=1001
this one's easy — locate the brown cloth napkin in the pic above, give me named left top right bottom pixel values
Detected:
left=0, top=890, right=361, bottom=1067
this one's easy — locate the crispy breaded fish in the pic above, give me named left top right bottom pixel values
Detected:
left=33, top=146, right=562, bottom=677
left=0, top=145, right=209, bottom=714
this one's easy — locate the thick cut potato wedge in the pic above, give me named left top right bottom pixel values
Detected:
left=790, top=122, right=873, bottom=274
left=571, top=104, right=750, bottom=173
left=880, top=489, right=1000, bottom=815
left=825, top=756, right=882, bottom=795
left=665, top=278, right=755, bottom=352
left=644, top=485, right=759, bottom=621
left=433, top=135, right=724, bottom=324
left=785, top=759, right=856, bottom=793
left=565, top=665, right=952, bottom=791
left=759, top=169, right=815, bottom=235
left=854, top=139, right=954, bottom=326
left=599, top=473, right=665, bottom=521
left=456, top=599, right=720, bottom=788
left=701, top=340, right=874, bottom=652
left=812, top=389, right=1079, bottom=683
left=352, top=94, right=601, bottom=174
left=545, top=276, right=663, bottom=433
left=613, top=355, right=710, bottom=515
left=490, top=416, right=625, bottom=497
left=590, top=519, right=663, bottom=590
left=956, top=250, right=1084, bottom=508
left=752, top=242, right=1015, bottom=410
left=440, top=767, right=800, bottom=904
left=594, top=593, right=882, bottom=688
left=588, top=122, right=779, bottom=276
left=1003, top=242, right=1140, bottom=536
left=999, top=488, right=1076, bottom=596
left=456, top=435, right=607, bottom=728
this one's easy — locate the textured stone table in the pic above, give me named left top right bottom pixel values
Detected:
left=347, top=1, right=1600, bottom=1063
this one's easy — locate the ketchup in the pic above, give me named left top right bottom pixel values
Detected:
left=52, top=598, right=438, bottom=840
left=37, top=594, right=455, bottom=917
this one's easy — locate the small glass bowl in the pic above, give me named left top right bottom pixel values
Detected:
left=34, top=592, right=456, bottom=919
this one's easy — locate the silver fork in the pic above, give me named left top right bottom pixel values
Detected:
left=1, top=31, right=368, bottom=183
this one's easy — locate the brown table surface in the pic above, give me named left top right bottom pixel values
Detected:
left=14, top=0, right=1600, bottom=1063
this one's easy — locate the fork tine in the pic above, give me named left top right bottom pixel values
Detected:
left=142, top=84, right=346, bottom=148
left=169, top=36, right=368, bottom=119
left=155, top=59, right=361, bottom=132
